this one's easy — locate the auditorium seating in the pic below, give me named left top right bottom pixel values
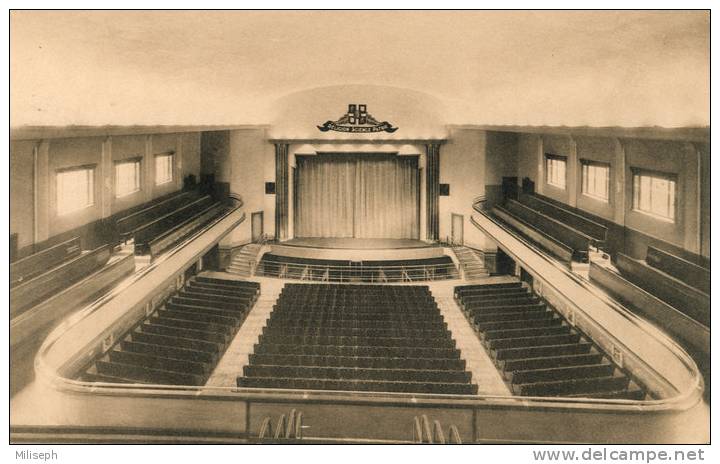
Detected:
left=454, top=282, right=647, bottom=399
left=132, top=194, right=230, bottom=257
left=10, top=238, right=111, bottom=318
left=613, top=252, right=709, bottom=327
left=518, top=193, right=608, bottom=248
left=256, top=254, right=459, bottom=282
left=10, top=237, right=81, bottom=287
left=115, top=190, right=201, bottom=242
left=82, top=276, right=260, bottom=386
left=492, top=199, right=593, bottom=263
left=238, top=283, right=477, bottom=395
left=645, top=246, right=710, bottom=295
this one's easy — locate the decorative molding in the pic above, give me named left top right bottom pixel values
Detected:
left=425, top=143, right=441, bottom=240
left=318, top=104, right=398, bottom=133
left=269, top=138, right=447, bottom=145
left=274, top=143, right=289, bottom=241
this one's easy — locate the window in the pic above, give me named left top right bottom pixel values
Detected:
left=545, top=154, right=567, bottom=189
left=56, top=166, right=94, bottom=216
left=115, top=158, right=141, bottom=197
left=632, top=169, right=677, bottom=222
left=581, top=160, right=611, bottom=202
left=155, top=152, right=174, bottom=185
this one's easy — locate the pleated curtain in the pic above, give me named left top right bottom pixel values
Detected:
left=295, top=154, right=419, bottom=239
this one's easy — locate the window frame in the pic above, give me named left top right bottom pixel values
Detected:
left=545, top=153, right=567, bottom=190
left=631, top=168, right=678, bottom=223
left=55, top=164, right=96, bottom=216
left=114, top=157, right=143, bottom=198
left=154, top=151, right=175, bottom=186
left=580, top=159, right=611, bottom=203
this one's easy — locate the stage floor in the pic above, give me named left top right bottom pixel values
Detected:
left=281, top=238, right=435, bottom=250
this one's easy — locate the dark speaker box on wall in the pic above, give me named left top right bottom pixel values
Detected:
left=439, top=184, right=450, bottom=196
left=265, top=182, right=276, bottom=194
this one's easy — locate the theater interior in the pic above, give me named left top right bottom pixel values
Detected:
left=8, top=11, right=710, bottom=444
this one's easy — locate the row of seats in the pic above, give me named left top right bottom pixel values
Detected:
left=492, top=199, right=594, bottom=264
left=132, top=194, right=229, bottom=257
left=115, top=190, right=202, bottom=242
left=612, top=251, right=710, bottom=327
left=10, top=237, right=111, bottom=318
left=454, top=282, right=647, bottom=399
left=256, top=254, right=459, bottom=282
left=82, top=276, right=260, bottom=386
left=518, top=194, right=608, bottom=247
left=238, top=284, right=478, bottom=395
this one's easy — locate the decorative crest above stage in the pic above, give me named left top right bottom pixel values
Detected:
left=317, top=104, right=398, bottom=133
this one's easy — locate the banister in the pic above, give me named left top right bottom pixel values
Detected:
left=421, top=415, right=432, bottom=443
left=274, top=414, right=286, bottom=439
left=432, top=420, right=446, bottom=444
left=448, top=425, right=462, bottom=444
left=412, top=416, right=423, bottom=443
left=258, top=417, right=272, bottom=439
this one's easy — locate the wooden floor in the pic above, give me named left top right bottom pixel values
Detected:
left=282, top=238, right=434, bottom=249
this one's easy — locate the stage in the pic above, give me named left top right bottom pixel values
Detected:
left=269, top=238, right=448, bottom=261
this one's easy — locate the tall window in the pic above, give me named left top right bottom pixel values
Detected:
left=581, top=160, right=611, bottom=202
left=545, top=154, right=567, bottom=189
left=632, top=169, right=677, bottom=222
left=115, top=158, right=141, bottom=197
left=57, top=166, right=94, bottom=216
left=155, top=152, right=174, bottom=185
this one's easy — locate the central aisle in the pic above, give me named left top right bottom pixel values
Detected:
left=428, top=279, right=511, bottom=396
left=205, top=276, right=284, bottom=387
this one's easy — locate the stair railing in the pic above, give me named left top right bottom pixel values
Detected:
left=378, top=269, right=387, bottom=283
left=412, top=415, right=462, bottom=444
left=257, top=408, right=304, bottom=441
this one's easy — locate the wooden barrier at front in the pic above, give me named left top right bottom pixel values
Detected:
left=10, top=237, right=82, bottom=287
left=10, top=244, right=111, bottom=318
left=492, top=205, right=574, bottom=264
left=519, top=193, right=608, bottom=244
left=588, top=261, right=709, bottom=360
left=645, top=246, right=710, bottom=295
left=615, top=253, right=709, bottom=327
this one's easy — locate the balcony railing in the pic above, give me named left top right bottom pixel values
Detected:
left=253, top=260, right=460, bottom=283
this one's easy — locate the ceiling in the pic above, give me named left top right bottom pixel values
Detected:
left=10, top=10, right=709, bottom=128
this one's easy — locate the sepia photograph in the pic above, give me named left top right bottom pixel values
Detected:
left=5, top=6, right=712, bottom=454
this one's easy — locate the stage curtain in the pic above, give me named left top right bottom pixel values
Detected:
left=295, top=154, right=419, bottom=239
left=354, top=156, right=419, bottom=238
left=295, top=155, right=355, bottom=237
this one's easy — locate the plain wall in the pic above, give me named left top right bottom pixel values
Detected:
left=484, top=131, right=519, bottom=205
left=513, top=132, right=708, bottom=259
left=10, top=141, right=36, bottom=249
left=439, top=128, right=487, bottom=249
left=227, top=128, right=273, bottom=246
left=11, top=131, right=202, bottom=253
